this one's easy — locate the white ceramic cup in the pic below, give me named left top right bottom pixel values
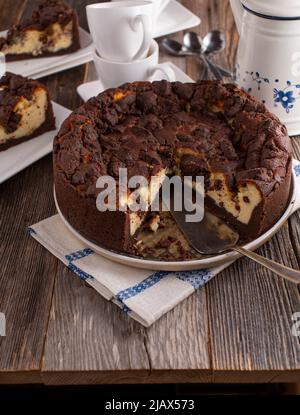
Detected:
left=93, top=39, right=175, bottom=89
left=86, top=1, right=154, bottom=63
left=112, top=0, right=170, bottom=21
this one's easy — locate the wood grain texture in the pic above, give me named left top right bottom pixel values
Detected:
left=42, top=268, right=210, bottom=384
left=0, top=0, right=27, bottom=31
left=0, top=0, right=90, bottom=383
left=184, top=0, right=300, bottom=383
left=41, top=0, right=210, bottom=385
left=0, top=0, right=299, bottom=385
left=207, top=229, right=300, bottom=382
left=0, top=156, right=56, bottom=382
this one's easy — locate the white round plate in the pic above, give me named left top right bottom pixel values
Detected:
left=54, top=170, right=298, bottom=271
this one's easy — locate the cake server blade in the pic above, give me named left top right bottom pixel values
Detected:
left=167, top=190, right=300, bottom=283
left=166, top=188, right=239, bottom=255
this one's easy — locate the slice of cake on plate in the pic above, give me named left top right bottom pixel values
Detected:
left=0, top=72, right=56, bottom=151
left=0, top=0, right=80, bottom=61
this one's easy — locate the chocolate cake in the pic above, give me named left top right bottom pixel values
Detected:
left=0, top=72, right=56, bottom=151
left=53, top=81, right=292, bottom=259
left=0, top=0, right=80, bottom=61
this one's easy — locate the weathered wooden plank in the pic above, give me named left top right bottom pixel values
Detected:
left=0, top=155, right=56, bottom=381
left=186, top=0, right=300, bottom=383
left=41, top=0, right=211, bottom=385
left=0, top=0, right=90, bottom=384
left=0, top=0, right=53, bottom=382
left=208, top=223, right=300, bottom=382
left=42, top=266, right=151, bottom=384
left=0, top=371, right=41, bottom=385
left=42, top=234, right=210, bottom=385
left=0, top=0, right=27, bottom=31
left=143, top=289, right=211, bottom=382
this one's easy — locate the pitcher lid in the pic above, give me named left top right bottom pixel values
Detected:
left=243, top=0, right=300, bottom=18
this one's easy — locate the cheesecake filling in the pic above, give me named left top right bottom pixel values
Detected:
left=120, top=169, right=166, bottom=236
left=174, top=147, right=263, bottom=226
left=2, top=21, right=73, bottom=56
left=130, top=213, right=144, bottom=236
left=128, top=162, right=262, bottom=237
left=0, top=87, right=48, bottom=143
left=47, top=22, right=73, bottom=53
left=207, top=172, right=262, bottom=225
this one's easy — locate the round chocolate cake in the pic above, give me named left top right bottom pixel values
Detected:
left=53, top=81, right=292, bottom=259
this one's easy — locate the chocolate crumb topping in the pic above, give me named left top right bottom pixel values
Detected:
left=0, top=72, right=46, bottom=133
left=54, top=80, right=291, bottom=197
left=7, top=0, right=74, bottom=35
left=0, top=0, right=80, bottom=60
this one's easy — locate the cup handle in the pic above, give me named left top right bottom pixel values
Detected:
left=131, top=14, right=152, bottom=61
left=148, top=63, right=176, bottom=82
left=0, top=53, right=6, bottom=78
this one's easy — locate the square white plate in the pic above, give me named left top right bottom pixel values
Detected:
left=77, top=62, right=194, bottom=102
left=0, top=102, right=71, bottom=183
left=154, top=0, right=200, bottom=38
left=2, top=28, right=93, bottom=79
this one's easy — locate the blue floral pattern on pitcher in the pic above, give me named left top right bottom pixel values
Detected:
left=273, top=81, right=300, bottom=114
left=240, top=70, right=300, bottom=114
left=273, top=90, right=295, bottom=113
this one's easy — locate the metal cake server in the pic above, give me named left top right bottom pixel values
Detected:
left=168, top=196, right=300, bottom=284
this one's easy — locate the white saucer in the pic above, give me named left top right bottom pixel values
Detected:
left=154, top=0, right=200, bottom=38
left=0, top=102, right=71, bottom=184
left=77, top=62, right=194, bottom=101
left=2, top=28, right=93, bottom=80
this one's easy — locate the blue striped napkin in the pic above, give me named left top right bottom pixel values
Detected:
left=29, top=160, right=300, bottom=327
left=28, top=216, right=232, bottom=326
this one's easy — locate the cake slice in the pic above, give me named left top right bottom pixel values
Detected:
left=0, top=0, right=80, bottom=61
left=0, top=72, right=56, bottom=151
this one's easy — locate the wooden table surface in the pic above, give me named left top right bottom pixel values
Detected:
left=0, top=0, right=299, bottom=385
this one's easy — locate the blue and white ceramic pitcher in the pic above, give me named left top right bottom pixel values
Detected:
left=230, top=0, right=300, bottom=135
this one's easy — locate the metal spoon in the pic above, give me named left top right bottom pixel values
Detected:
left=183, top=31, right=232, bottom=79
left=161, top=38, right=198, bottom=57
left=161, top=38, right=211, bottom=79
left=202, top=30, right=226, bottom=55
left=183, top=31, right=223, bottom=80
